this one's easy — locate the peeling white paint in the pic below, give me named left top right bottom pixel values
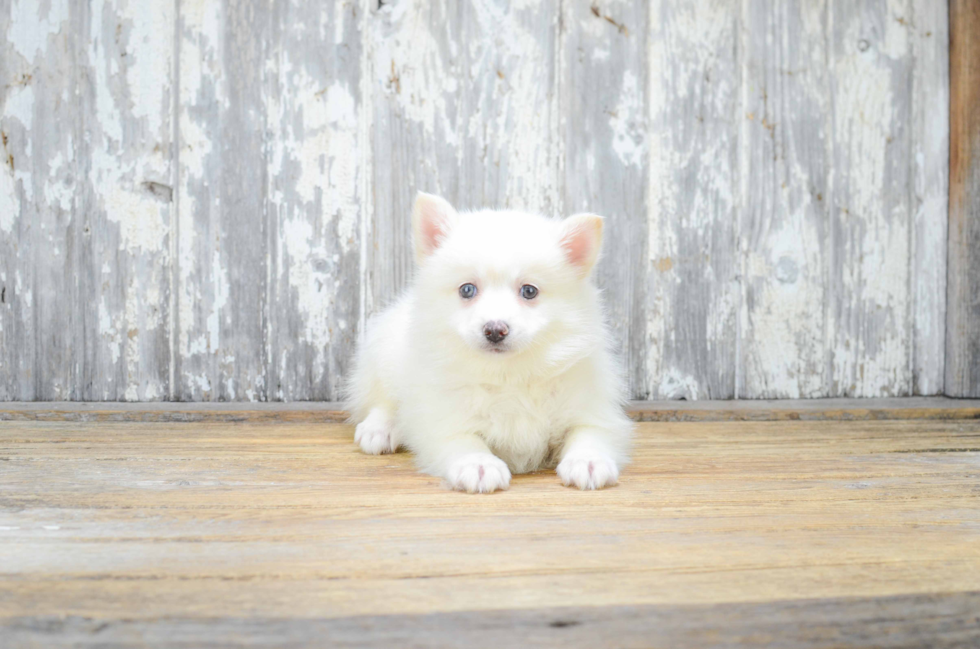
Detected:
left=4, top=84, right=34, bottom=136
left=610, top=71, right=645, bottom=168
left=741, top=217, right=827, bottom=399
left=123, top=0, right=175, bottom=137
left=8, top=0, right=70, bottom=60
left=880, top=0, right=911, bottom=60
left=0, top=163, right=18, bottom=234
left=831, top=8, right=911, bottom=397
left=280, top=217, right=333, bottom=377
left=373, top=0, right=458, bottom=148
left=909, top=0, right=950, bottom=396
left=1, top=80, right=37, bottom=233
left=104, top=187, right=170, bottom=252
left=276, top=67, right=359, bottom=252
left=658, top=368, right=700, bottom=400
left=645, top=0, right=738, bottom=398
left=1, top=0, right=951, bottom=401
left=208, top=248, right=228, bottom=353
left=332, top=0, right=346, bottom=45
left=735, top=1, right=833, bottom=399
left=177, top=0, right=226, bottom=398
left=466, top=0, right=559, bottom=212
left=99, top=298, right=122, bottom=365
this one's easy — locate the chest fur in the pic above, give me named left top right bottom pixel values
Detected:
left=461, top=380, right=569, bottom=473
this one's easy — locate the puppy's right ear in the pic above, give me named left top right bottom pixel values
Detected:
left=411, top=192, right=458, bottom=263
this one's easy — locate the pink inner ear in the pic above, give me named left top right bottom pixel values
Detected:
left=562, top=224, right=594, bottom=268
left=420, top=213, right=446, bottom=256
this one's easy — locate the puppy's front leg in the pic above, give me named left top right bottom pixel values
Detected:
left=418, top=434, right=511, bottom=494
left=556, top=427, right=621, bottom=490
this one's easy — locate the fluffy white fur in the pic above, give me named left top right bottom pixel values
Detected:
left=345, top=192, right=633, bottom=493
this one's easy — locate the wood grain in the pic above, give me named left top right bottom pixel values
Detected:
left=646, top=0, right=740, bottom=399
left=947, top=0, right=980, bottom=397
left=829, top=0, right=915, bottom=397
left=175, top=0, right=272, bottom=401
left=1, top=1, right=75, bottom=400
left=739, top=0, right=832, bottom=399
left=1, top=417, right=979, bottom=646
left=265, top=0, right=363, bottom=401
left=365, top=0, right=459, bottom=317
left=5, top=594, right=979, bottom=648
left=910, top=0, right=950, bottom=396
left=562, top=0, right=648, bottom=398
left=75, top=0, right=176, bottom=400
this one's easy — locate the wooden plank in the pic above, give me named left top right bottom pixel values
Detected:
left=0, top=0, right=38, bottom=400
left=739, top=0, right=832, bottom=399
left=1, top=418, right=979, bottom=646
left=175, top=0, right=271, bottom=400
left=0, top=1, right=75, bottom=400
left=627, top=397, right=980, bottom=422
left=5, top=593, right=979, bottom=649
left=646, top=0, right=740, bottom=399
left=73, top=0, right=175, bottom=400
left=265, top=0, right=363, bottom=401
left=364, top=0, right=461, bottom=316
left=455, top=0, right=560, bottom=214
left=910, top=0, right=949, bottom=395
left=827, top=0, right=916, bottom=397
left=2, top=397, right=980, bottom=423
left=364, top=0, right=560, bottom=319
left=947, top=0, right=980, bottom=397
left=561, top=0, right=648, bottom=398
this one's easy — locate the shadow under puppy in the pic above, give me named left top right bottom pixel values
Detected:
left=346, top=192, right=633, bottom=493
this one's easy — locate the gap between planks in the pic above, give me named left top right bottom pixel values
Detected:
left=0, top=397, right=979, bottom=423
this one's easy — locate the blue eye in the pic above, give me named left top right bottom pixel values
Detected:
left=459, top=283, right=478, bottom=299
left=520, top=284, right=538, bottom=300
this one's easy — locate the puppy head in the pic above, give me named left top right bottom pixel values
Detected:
left=412, top=192, right=603, bottom=361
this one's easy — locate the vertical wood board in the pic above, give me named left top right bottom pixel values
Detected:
left=562, top=0, right=649, bottom=398
left=739, top=0, right=832, bottom=399
left=946, top=0, right=980, bottom=397
left=74, top=0, right=175, bottom=400
left=176, top=0, right=270, bottom=401
left=909, top=0, right=949, bottom=395
left=1, top=0, right=76, bottom=400
left=646, top=0, right=740, bottom=399
left=265, top=0, right=363, bottom=401
left=827, top=0, right=914, bottom=397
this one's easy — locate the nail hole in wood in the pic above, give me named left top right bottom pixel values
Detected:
left=549, top=620, right=580, bottom=628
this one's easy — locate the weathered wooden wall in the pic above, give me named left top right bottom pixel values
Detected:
left=0, top=0, right=958, bottom=401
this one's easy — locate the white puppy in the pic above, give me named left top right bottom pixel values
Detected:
left=345, top=192, right=633, bottom=493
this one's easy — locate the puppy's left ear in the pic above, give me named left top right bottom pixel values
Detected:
left=560, top=213, right=604, bottom=277
left=412, top=192, right=459, bottom=263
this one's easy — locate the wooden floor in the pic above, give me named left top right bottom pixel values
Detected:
left=2, top=401, right=980, bottom=647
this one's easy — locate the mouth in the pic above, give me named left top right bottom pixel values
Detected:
left=483, top=343, right=510, bottom=354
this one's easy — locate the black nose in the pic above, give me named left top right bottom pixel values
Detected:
left=483, top=321, right=509, bottom=343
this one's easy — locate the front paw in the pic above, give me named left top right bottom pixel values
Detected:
left=446, top=453, right=511, bottom=494
left=354, top=414, right=397, bottom=455
left=557, top=452, right=619, bottom=490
